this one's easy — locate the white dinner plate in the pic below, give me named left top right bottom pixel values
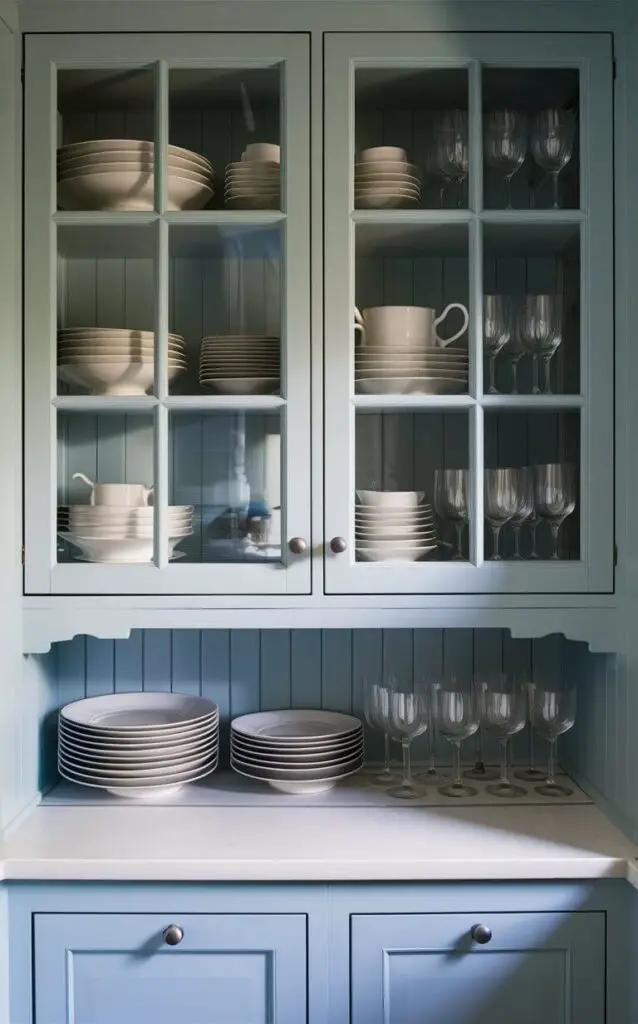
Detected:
left=59, top=720, right=219, bottom=750
left=356, top=545, right=438, bottom=562
left=231, top=709, right=362, bottom=743
left=58, top=760, right=218, bottom=798
left=354, top=160, right=419, bottom=176
left=59, top=749, right=216, bottom=778
left=356, top=377, right=467, bottom=395
left=60, top=692, right=218, bottom=731
left=59, top=734, right=217, bottom=764
left=230, top=736, right=363, bottom=764
left=230, top=728, right=362, bottom=753
left=230, top=756, right=362, bottom=781
left=199, top=377, right=280, bottom=394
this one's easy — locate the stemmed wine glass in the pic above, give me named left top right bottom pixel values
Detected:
left=484, top=110, right=528, bottom=209
left=531, top=108, right=576, bottom=209
left=527, top=510, right=541, bottom=559
left=363, top=677, right=399, bottom=786
left=518, top=295, right=563, bottom=395
left=514, top=681, right=546, bottom=782
left=433, top=111, right=469, bottom=209
left=534, top=463, right=576, bottom=560
left=483, top=295, right=511, bottom=394
left=532, top=684, right=576, bottom=796
left=414, top=680, right=448, bottom=782
left=501, top=331, right=526, bottom=395
left=510, top=467, right=534, bottom=560
left=464, top=679, right=499, bottom=781
left=482, top=675, right=527, bottom=797
left=484, top=468, right=520, bottom=560
left=435, top=683, right=480, bottom=798
left=434, top=469, right=469, bottom=560
left=387, top=689, right=430, bottom=800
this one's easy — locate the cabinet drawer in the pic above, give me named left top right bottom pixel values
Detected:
left=34, top=912, right=307, bottom=1024
left=351, top=911, right=605, bottom=1024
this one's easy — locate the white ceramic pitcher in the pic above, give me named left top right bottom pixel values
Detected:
left=72, top=472, right=153, bottom=507
left=354, top=304, right=469, bottom=349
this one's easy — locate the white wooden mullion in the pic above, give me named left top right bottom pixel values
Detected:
left=154, top=60, right=168, bottom=217
left=470, top=402, right=484, bottom=567
left=153, top=403, right=169, bottom=569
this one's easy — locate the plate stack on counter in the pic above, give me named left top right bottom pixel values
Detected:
left=58, top=693, right=219, bottom=799
left=199, top=334, right=281, bottom=394
left=230, top=710, right=364, bottom=794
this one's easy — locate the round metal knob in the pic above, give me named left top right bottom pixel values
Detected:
left=163, top=924, right=184, bottom=946
left=470, top=923, right=492, bottom=945
left=330, top=537, right=347, bottom=554
left=288, top=537, right=308, bottom=555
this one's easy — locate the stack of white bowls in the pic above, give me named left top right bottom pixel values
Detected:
left=57, top=140, right=214, bottom=211
left=231, top=710, right=364, bottom=795
left=57, top=328, right=187, bottom=396
left=58, top=476, right=193, bottom=564
left=354, top=304, right=469, bottom=395
left=224, top=142, right=280, bottom=209
left=355, top=146, right=421, bottom=209
left=356, top=489, right=438, bottom=562
left=199, top=334, right=280, bottom=395
left=58, top=693, right=219, bottom=799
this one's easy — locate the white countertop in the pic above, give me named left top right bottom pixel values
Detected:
left=1, top=785, right=636, bottom=883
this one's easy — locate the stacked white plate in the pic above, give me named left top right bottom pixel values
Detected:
left=355, top=346, right=469, bottom=396
left=224, top=144, right=280, bottom=210
left=58, top=693, right=219, bottom=799
left=355, top=146, right=421, bottom=209
left=57, top=140, right=214, bottom=212
left=58, top=504, right=194, bottom=564
left=356, top=489, right=437, bottom=562
left=57, top=329, right=187, bottom=396
left=199, top=335, right=280, bottom=395
left=231, top=710, right=364, bottom=795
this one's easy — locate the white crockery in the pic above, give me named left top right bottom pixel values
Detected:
left=58, top=139, right=212, bottom=171
left=57, top=361, right=184, bottom=396
left=59, top=534, right=187, bottom=563
left=356, top=377, right=467, bottom=396
left=242, top=142, right=281, bottom=163
left=60, top=693, right=217, bottom=730
left=355, top=304, right=469, bottom=350
left=356, top=545, right=436, bottom=562
left=200, top=377, right=279, bottom=395
left=356, top=489, right=424, bottom=508
left=71, top=476, right=152, bottom=507
left=59, top=716, right=217, bottom=745
left=232, top=709, right=361, bottom=742
left=358, top=146, right=407, bottom=163
left=58, top=170, right=213, bottom=212
left=58, top=161, right=212, bottom=187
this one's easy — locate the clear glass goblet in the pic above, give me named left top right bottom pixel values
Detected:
left=484, top=467, right=520, bottom=560
left=435, top=685, right=480, bottom=798
left=483, top=294, right=511, bottom=394
left=514, top=681, right=547, bottom=782
left=534, top=463, right=576, bottom=560
left=510, top=467, right=534, bottom=560
left=484, top=110, right=528, bottom=208
left=363, top=677, right=399, bottom=787
left=414, top=680, right=448, bottom=783
left=530, top=108, right=576, bottom=209
left=433, top=111, right=468, bottom=208
left=434, top=468, right=469, bottom=560
left=387, top=690, right=429, bottom=801
left=532, top=685, right=576, bottom=797
left=482, top=676, right=527, bottom=797
left=464, top=679, right=499, bottom=781
left=518, top=294, right=562, bottom=395
left=501, top=332, right=526, bottom=395
left=527, top=510, right=541, bottom=559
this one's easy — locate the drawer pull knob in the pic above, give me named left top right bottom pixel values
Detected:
left=163, top=924, right=184, bottom=946
left=470, top=923, right=492, bottom=945
left=288, top=537, right=308, bottom=555
left=330, top=536, right=347, bottom=554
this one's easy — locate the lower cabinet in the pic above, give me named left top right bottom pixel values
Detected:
left=350, top=911, right=606, bottom=1024
left=33, top=912, right=307, bottom=1024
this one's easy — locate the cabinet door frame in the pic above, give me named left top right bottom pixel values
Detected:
left=323, top=32, right=613, bottom=595
left=24, top=32, right=312, bottom=595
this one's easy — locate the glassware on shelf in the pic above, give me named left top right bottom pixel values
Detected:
left=534, top=463, right=576, bottom=560
left=527, top=510, right=541, bottom=560
left=501, top=331, right=526, bottom=395
left=387, top=689, right=429, bottom=801
left=518, top=294, right=563, bottom=395
left=432, top=111, right=469, bottom=208
left=514, top=681, right=547, bottom=782
left=363, top=676, right=399, bottom=787
left=483, top=295, right=511, bottom=395
left=482, top=675, right=527, bottom=798
left=434, top=469, right=469, bottom=560
left=531, top=684, right=576, bottom=796
left=414, top=680, right=447, bottom=782
left=484, top=468, right=520, bottom=560
left=464, top=679, right=499, bottom=781
left=434, top=683, right=480, bottom=798
left=510, top=467, right=534, bottom=560
left=530, top=108, right=576, bottom=209
left=483, top=110, right=528, bottom=209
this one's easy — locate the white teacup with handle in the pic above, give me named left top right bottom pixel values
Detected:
left=354, top=304, right=469, bottom=349
left=72, top=473, right=153, bottom=507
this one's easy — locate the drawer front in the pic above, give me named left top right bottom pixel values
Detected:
left=351, top=911, right=605, bottom=1024
left=34, top=912, right=307, bottom=1024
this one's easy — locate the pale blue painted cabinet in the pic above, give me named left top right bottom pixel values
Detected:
left=33, top=912, right=307, bottom=1024
left=351, top=911, right=606, bottom=1024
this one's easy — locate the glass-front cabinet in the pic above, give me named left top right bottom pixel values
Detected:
left=323, top=33, right=613, bottom=594
left=24, top=34, right=310, bottom=594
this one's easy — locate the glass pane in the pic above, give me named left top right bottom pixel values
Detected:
left=56, top=224, right=157, bottom=397
left=482, top=68, right=579, bottom=211
left=57, top=411, right=155, bottom=564
left=355, top=410, right=470, bottom=562
left=169, top=411, right=282, bottom=563
left=168, top=224, right=281, bottom=396
left=483, top=222, right=580, bottom=396
left=170, top=67, right=281, bottom=212
left=484, top=410, right=580, bottom=561
left=354, top=68, right=469, bottom=211
left=355, top=223, right=469, bottom=396
left=56, top=67, right=155, bottom=212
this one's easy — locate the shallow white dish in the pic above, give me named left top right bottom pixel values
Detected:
left=59, top=749, right=216, bottom=778
left=61, top=692, right=219, bottom=730
left=230, top=728, right=362, bottom=752
left=58, top=170, right=213, bottom=212
left=58, top=152, right=211, bottom=177
left=230, top=758, right=362, bottom=794
left=230, top=736, right=363, bottom=763
left=355, top=194, right=420, bottom=209
left=58, top=139, right=212, bottom=171
left=355, top=368, right=468, bottom=380
left=58, top=760, right=218, bottom=799
left=356, top=489, right=423, bottom=508
left=58, top=161, right=212, bottom=187
left=356, top=528, right=437, bottom=543
left=59, top=720, right=218, bottom=749
left=231, top=755, right=362, bottom=779
left=59, top=709, right=218, bottom=736
left=57, top=361, right=184, bottom=396
left=356, top=377, right=467, bottom=395
left=224, top=196, right=280, bottom=210
left=356, top=544, right=437, bottom=562
left=200, top=377, right=279, bottom=395
left=59, top=733, right=217, bottom=763
left=232, top=709, right=362, bottom=743
left=354, top=160, right=419, bottom=175
left=59, top=341, right=185, bottom=354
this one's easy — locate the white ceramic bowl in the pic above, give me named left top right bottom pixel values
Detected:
left=358, top=146, right=407, bottom=163
left=355, top=159, right=418, bottom=175
left=57, top=360, right=185, bottom=396
left=355, top=544, right=437, bottom=562
left=59, top=328, right=183, bottom=340
left=58, top=161, right=212, bottom=188
left=60, top=534, right=187, bottom=563
left=58, top=153, right=212, bottom=177
left=356, top=377, right=467, bottom=396
left=242, top=142, right=281, bottom=163
left=58, top=170, right=213, bottom=212
left=58, top=139, right=212, bottom=171
left=356, top=489, right=424, bottom=508
left=200, top=377, right=279, bottom=394
left=355, top=193, right=420, bottom=209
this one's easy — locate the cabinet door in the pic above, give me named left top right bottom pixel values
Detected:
left=351, top=911, right=605, bottom=1023
left=34, top=912, right=307, bottom=1024
left=324, top=33, right=613, bottom=595
left=24, top=33, right=311, bottom=595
